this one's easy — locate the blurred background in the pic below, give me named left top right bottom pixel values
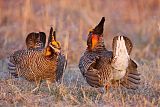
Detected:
left=0, top=0, right=160, bottom=64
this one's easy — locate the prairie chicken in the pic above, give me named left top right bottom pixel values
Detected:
left=9, top=28, right=66, bottom=83
left=79, top=17, right=140, bottom=90
left=8, top=27, right=62, bottom=92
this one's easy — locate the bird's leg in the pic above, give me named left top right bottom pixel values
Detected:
left=46, top=80, right=52, bottom=93
left=31, top=79, right=41, bottom=93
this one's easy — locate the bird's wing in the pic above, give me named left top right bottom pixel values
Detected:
left=120, top=59, right=141, bottom=90
left=79, top=52, right=98, bottom=76
left=79, top=51, right=112, bottom=88
left=79, top=52, right=103, bottom=87
left=56, top=53, right=67, bottom=82
left=84, top=67, right=104, bottom=87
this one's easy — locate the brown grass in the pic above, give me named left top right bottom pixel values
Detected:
left=0, top=0, right=160, bottom=106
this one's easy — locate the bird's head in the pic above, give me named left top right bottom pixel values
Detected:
left=45, top=27, right=61, bottom=57
left=87, top=17, right=105, bottom=51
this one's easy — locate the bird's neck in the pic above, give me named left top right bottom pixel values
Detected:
left=87, top=40, right=106, bottom=52
left=43, top=46, right=58, bottom=60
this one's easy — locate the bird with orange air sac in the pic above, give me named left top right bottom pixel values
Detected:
left=8, top=27, right=66, bottom=92
left=79, top=17, right=140, bottom=90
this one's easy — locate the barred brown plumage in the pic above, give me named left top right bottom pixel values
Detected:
left=9, top=27, right=67, bottom=83
left=79, top=17, right=140, bottom=90
left=9, top=27, right=62, bottom=92
left=8, top=31, right=46, bottom=72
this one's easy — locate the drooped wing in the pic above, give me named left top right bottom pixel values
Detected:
left=79, top=52, right=98, bottom=76
left=84, top=67, right=104, bottom=87
left=26, top=32, right=46, bottom=49
left=120, top=59, right=141, bottom=90
left=79, top=51, right=112, bottom=88
left=56, top=53, right=67, bottom=82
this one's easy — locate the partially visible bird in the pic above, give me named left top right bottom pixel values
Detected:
left=8, top=27, right=62, bottom=92
left=79, top=17, right=140, bottom=90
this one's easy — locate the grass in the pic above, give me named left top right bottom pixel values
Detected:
left=0, top=59, right=160, bottom=106
left=0, top=0, right=160, bottom=106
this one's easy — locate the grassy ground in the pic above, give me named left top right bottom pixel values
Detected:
left=0, top=59, right=160, bottom=107
left=0, top=0, right=160, bottom=106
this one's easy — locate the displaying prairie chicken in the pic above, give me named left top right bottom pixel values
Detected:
left=9, top=28, right=67, bottom=83
left=79, top=17, right=140, bottom=90
left=8, top=27, right=62, bottom=92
